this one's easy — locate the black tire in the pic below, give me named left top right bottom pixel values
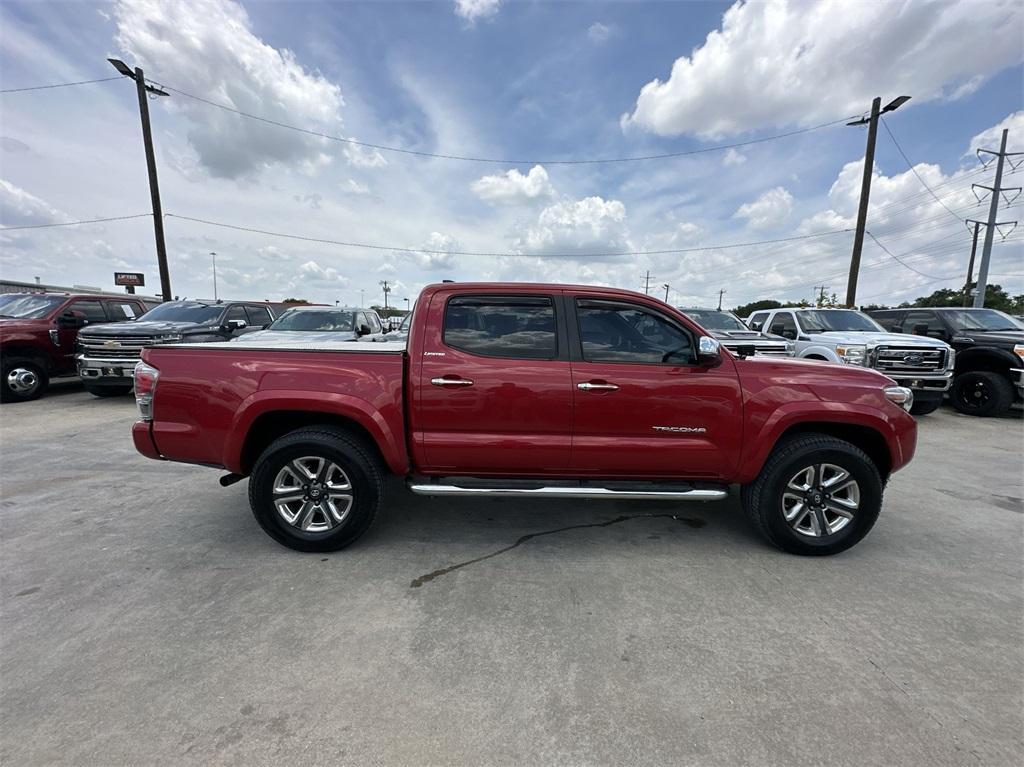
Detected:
left=1, top=357, right=48, bottom=403
left=248, top=426, right=384, bottom=552
left=741, top=434, right=884, bottom=556
left=909, top=398, right=942, bottom=416
left=949, top=371, right=1014, bottom=417
left=84, top=383, right=134, bottom=398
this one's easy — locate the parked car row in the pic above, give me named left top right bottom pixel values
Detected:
left=0, top=292, right=401, bottom=402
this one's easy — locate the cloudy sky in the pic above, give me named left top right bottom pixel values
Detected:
left=1, top=0, right=1022, bottom=309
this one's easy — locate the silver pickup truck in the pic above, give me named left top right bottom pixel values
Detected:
left=746, top=307, right=953, bottom=415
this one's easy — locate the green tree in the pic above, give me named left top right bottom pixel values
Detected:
left=281, top=297, right=310, bottom=305
left=732, top=299, right=782, bottom=316
left=902, top=284, right=1024, bottom=313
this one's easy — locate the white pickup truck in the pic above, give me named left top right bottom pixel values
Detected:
left=746, top=307, right=954, bottom=415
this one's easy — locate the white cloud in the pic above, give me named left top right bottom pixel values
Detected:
left=623, top=0, right=1024, bottom=138
left=671, top=222, right=704, bottom=246
left=454, top=0, right=500, bottom=25
left=511, top=196, right=631, bottom=257
left=734, top=187, right=793, bottom=229
left=723, top=148, right=746, bottom=167
left=471, top=165, right=555, bottom=205
left=964, top=110, right=1024, bottom=159
left=587, top=22, right=612, bottom=44
left=0, top=179, right=67, bottom=227
left=343, top=142, right=388, bottom=168
left=410, top=232, right=461, bottom=271
left=114, top=0, right=345, bottom=179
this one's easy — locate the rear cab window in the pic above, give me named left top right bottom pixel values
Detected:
left=443, top=295, right=557, bottom=360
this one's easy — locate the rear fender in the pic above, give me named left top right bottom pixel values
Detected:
left=225, top=391, right=408, bottom=475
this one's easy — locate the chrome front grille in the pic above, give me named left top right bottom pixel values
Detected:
left=872, top=346, right=946, bottom=373
left=722, top=341, right=791, bottom=357
left=77, top=335, right=156, bottom=359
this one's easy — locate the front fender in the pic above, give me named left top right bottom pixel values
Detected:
left=735, top=400, right=915, bottom=485
left=954, top=346, right=1019, bottom=373
left=799, top=344, right=841, bottom=362
left=224, top=390, right=408, bottom=475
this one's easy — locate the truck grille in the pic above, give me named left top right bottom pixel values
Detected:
left=77, top=335, right=156, bottom=360
left=721, top=341, right=791, bottom=357
left=872, top=346, right=947, bottom=373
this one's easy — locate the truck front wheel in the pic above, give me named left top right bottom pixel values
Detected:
left=1, top=357, right=48, bottom=403
left=742, top=435, right=883, bottom=556
left=949, top=371, right=1013, bottom=417
left=248, top=426, right=384, bottom=552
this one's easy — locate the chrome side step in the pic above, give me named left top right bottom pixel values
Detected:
left=407, top=483, right=727, bottom=502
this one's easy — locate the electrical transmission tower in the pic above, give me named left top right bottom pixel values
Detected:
left=968, top=129, right=1021, bottom=308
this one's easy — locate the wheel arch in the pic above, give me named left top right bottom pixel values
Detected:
left=773, top=422, right=892, bottom=480
left=954, top=347, right=1017, bottom=378
left=0, top=344, right=49, bottom=370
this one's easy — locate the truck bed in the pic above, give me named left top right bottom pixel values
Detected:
left=137, top=342, right=408, bottom=473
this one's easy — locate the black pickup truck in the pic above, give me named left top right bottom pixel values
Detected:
left=867, top=307, right=1024, bottom=416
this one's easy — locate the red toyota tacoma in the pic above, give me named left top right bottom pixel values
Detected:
left=132, top=283, right=917, bottom=556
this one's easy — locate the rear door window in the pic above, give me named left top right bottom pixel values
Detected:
left=104, top=300, right=140, bottom=321
left=443, top=296, right=557, bottom=360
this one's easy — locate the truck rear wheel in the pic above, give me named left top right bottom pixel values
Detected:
left=248, top=426, right=384, bottom=552
left=1, top=357, right=48, bottom=403
left=949, top=371, right=1013, bottom=417
left=741, top=434, right=883, bottom=556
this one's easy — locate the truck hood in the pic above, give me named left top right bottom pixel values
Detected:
left=78, top=320, right=213, bottom=337
left=230, top=329, right=359, bottom=345
left=952, top=329, right=1024, bottom=345
left=808, top=331, right=949, bottom=348
left=739, top=353, right=894, bottom=383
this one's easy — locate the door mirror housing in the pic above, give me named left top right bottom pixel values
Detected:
left=697, top=335, right=722, bottom=366
left=224, top=319, right=247, bottom=332
left=357, top=323, right=372, bottom=336
left=57, top=310, right=87, bottom=328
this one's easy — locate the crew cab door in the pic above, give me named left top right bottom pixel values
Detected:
left=414, top=292, right=572, bottom=473
left=566, top=295, right=743, bottom=479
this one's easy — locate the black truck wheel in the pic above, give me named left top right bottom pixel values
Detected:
left=741, top=434, right=883, bottom=556
left=248, top=426, right=384, bottom=552
left=84, top=383, right=134, bottom=398
left=1, top=357, right=48, bottom=403
left=950, top=371, right=1014, bottom=417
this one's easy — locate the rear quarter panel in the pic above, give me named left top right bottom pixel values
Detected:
left=142, top=346, right=407, bottom=474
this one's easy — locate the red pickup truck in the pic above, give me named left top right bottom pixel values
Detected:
left=132, top=283, right=918, bottom=556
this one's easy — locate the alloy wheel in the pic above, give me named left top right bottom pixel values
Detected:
left=272, top=456, right=354, bottom=533
left=782, top=463, right=860, bottom=538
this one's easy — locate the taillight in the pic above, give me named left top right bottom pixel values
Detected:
left=134, top=361, right=159, bottom=420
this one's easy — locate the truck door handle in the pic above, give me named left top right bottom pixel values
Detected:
left=577, top=381, right=619, bottom=391
left=431, top=376, right=474, bottom=387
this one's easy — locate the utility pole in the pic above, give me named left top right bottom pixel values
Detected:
left=972, top=129, right=1022, bottom=308
left=663, top=284, right=670, bottom=303
left=962, top=222, right=981, bottom=307
left=845, top=96, right=911, bottom=307
left=717, top=289, right=726, bottom=310
left=813, top=284, right=829, bottom=306
left=108, top=59, right=172, bottom=302
left=644, top=271, right=651, bottom=295
left=380, top=280, right=391, bottom=311
left=210, top=252, right=218, bottom=301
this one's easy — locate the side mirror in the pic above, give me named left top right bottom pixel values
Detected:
left=224, top=319, right=247, bottom=332
left=57, top=310, right=87, bottom=328
left=698, top=335, right=722, bottom=366
left=357, top=324, right=372, bottom=336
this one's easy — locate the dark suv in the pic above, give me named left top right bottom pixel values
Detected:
left=0, top=292, right=155, bottom=402
left=76, top=299, right=280, bottom=397
left=867, top=307, right=1024, bottom=416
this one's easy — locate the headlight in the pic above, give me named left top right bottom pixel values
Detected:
left=947, top=348, right=956, bottom=370
left=884, top=386, right=914, bottom=412
left=156, top=333, right=182, bottom=342
left=1014, top=344, right=1024, bottom=365
left=835, top=344, right=867, bottom=365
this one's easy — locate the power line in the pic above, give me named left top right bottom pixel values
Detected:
left=157, top=81, right=857, bottom=165
left=865, top=230, right=957, bottom=279
left=0, top=76, right=122, bottom=94
left=0, top=213, right=153, bottom=231
left=163, top=212, right=852, bottom=258
left=880, top=117, right=965, bottom=224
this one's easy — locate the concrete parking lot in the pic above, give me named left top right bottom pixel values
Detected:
left=1, top=381, right=1021, bottom=766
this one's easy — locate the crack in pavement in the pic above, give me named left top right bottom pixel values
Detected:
left=409, top=513, right=706, bottom=588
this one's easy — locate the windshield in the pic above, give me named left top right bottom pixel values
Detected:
left=140, top=302, right=224, bottom=324
left=684, top=309, right=748, bottom=331
left=941, top=309, right=1021, bottom=332
left=0, top=294, right=67, bottom=319
left=269, top=310, right=354, bottom=332
left=798, top=310, right=884, bottom=333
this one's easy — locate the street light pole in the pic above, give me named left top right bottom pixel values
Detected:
left=845, top=95, right=911, bottom=307
left=108, top=59, right=172, bottom=302
left=210, top=252, right=218, bottom=301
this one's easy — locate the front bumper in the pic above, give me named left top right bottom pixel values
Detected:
left=883, top=371, right=953, bottom=395
left=77, top=355, right=137, bottom=383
